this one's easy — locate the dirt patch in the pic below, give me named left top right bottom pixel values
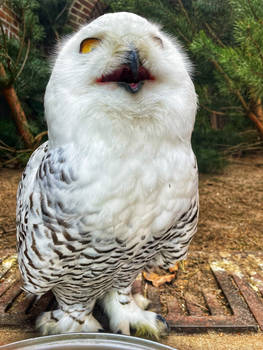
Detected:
left=192, top=155, right=263, bottom=252
left=165, top=332, right=263, bottom=350
left=0, top=168, right=21, bottom=250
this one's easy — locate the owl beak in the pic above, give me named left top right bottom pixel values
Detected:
left=119, top=49, right=142, bottom=93
left=96, top=49, right=154, bottom=93
left=126, top=49, right=140, bottom=81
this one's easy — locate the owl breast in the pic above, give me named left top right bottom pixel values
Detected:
left=17, top=136, right=197, bottom=296
left=67, top=137, right=198, bottom=257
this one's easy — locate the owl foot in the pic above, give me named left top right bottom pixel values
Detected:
left=36, top=308, right=103, bottom=335
left=101, top=289, right=169, bottom=340
left=133, top=293, right=150, bottom=310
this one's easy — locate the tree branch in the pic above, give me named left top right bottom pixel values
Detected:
left=55, top=2, right=68, bottom=23
left=0, top=63, right=34, bottom=148
left=175, top=28, right=191, bottom=44
left=209, top=57, right=263, bottom=136
left=246, top=26, right=263, bottom=65
left=246, top=0, right=262, bottom=24
left=199, top=103, right=226, bottom=116
left=14, top=39, right=30, bottom=80
left=34, top=130, right=48, bottom=145
left=204, top=22, right=225, bottom=48
left=177, top=0, right=194, bottom=33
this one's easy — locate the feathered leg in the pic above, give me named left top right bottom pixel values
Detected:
left=101, top=286, right=169, bottom=339
left=36, top=287, right=103, bottom=335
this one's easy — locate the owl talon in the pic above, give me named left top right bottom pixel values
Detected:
left=102, top=289, right=169, bottom=339
left=156, top=314, right=170, bottom=333
left=36, top=309, right=103, bottom=335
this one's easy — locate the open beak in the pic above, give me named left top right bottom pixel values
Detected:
left=96, top=49, right=154, bottom=94
left=118, top=49, right=142, bottom=93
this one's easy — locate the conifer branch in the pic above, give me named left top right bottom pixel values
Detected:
left=220, top=106, right=243, bottom=111
left=175, top=28, right=191, bottom=44
left=204, top=23, right=225, bottom=48
left=14, top=39, right=30, bottom=81
left=246, top=26, right=263, bottom=65
left=210, top=58, right=251, bottom=114
left=235, top=90, right=250, bottom=112
left=199, top=103, right=226, bottom=116
left=177, top=0, right=194, bottom=33
left=210, top=59, right=234, bottom=90
left=55, top=1, right=68, bottom=23
left=246, top=0, right=261, bottom=23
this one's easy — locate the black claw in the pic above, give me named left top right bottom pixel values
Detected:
left=156, top=314, right=166, bottom=323
left=130, top=325, right=136, bottom=335
left=156, top=314, right=170, bottom=332
left=116, top=330, right=123, bottom=334
left=98, top=329, right=105, bottom=333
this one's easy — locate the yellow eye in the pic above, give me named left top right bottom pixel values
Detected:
left=80, top=38, right=100, bottom=54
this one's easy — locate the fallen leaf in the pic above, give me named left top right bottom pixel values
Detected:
left=169, top=264, right=179, bottom=273
left=143, top=271, right=176, bottom=287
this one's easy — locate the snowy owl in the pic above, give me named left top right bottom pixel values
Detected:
left=16, top=12, right=198, bottom=338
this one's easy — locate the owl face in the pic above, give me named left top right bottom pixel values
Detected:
left=53, top=12, right=190, bottom=94
left=45, top=12, right=197, bottom=147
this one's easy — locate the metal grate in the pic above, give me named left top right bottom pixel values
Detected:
left=164, top=268, right=262, bottom=332
left=1, top=249, right=263, bottom=332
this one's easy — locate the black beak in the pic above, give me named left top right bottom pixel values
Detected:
left=127, top=49, right=140, bottom=80
left=118, top=49, right=144, bottom=94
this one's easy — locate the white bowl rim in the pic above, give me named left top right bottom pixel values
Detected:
left=0, top=332, right=177, bottom=350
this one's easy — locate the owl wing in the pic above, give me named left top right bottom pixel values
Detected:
left=160, top=192, right=199, bottom=268
left=16, top=141, right=86, bottom=295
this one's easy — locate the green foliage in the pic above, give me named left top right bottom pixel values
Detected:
left=0, top=0, right=73, bottom=154
left=0, top=0, right=45, bottom=83
left=9, top=0, right=45, bottom=42
left=37, top=0, right=73, bottom=50
left=0, top=0, right=48, bottom=151
left=0, top=113, right=23, bottom=148
left=192, top=115, right=242, bottom=173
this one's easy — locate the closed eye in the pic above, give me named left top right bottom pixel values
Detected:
left=152, top=36, right=163, bottom=48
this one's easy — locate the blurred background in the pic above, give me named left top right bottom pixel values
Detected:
left=0, top=0, right=263, bottom=172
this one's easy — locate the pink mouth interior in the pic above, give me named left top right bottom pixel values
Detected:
left=96, top=65, right=154, bottom=84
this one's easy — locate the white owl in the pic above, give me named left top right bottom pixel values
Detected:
left=16, top=12, right=198, bottom=338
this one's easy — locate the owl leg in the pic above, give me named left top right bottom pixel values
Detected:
left=101, top=287, right=169, bottom=339
left=36, top=293, right=103, bottom=335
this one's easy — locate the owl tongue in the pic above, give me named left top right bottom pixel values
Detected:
left=129, top=82, right=139, bottom=89
left=123, top=81, right=144, bottom=94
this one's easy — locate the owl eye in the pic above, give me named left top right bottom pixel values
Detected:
left=152, top=36, right=163, bottom=48
left=80, top=38, right=101, bottom=54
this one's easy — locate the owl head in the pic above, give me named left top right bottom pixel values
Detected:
left=45, top=12, right=197, bottom=147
